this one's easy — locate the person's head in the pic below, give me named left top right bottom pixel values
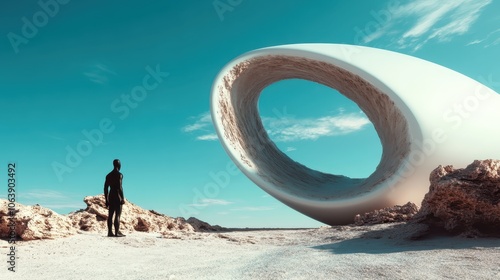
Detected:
left=113, top=159, right=121, bottom=170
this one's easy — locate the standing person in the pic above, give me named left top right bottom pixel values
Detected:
left=104, top=159, right=126, bottom=237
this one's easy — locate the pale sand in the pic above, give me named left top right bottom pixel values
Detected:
left=2, top=224, right=500, bottom=280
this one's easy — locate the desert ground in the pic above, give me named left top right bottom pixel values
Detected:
left=2, top=223, right=499, bottom=280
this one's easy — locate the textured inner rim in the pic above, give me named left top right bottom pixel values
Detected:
left=216, top=55, right=410, bottom=200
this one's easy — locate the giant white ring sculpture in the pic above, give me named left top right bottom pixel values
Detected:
left=210, top=44, right=500, bottom=225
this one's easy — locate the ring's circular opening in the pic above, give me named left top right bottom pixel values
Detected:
left=258, top=79, right=382, bottom=178
left=215, top=55, right=410, bottom=201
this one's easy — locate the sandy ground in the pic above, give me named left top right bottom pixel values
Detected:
left=2, top=223, right=500, bottom=280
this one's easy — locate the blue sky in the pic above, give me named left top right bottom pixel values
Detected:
left=1, top=0, right=499, bottom=228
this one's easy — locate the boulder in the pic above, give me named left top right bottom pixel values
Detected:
left=354, top=202, right=419, bottom=226
left=0, top=200, right=77, bottom=240
left=414, top=159, right=500, bottom=236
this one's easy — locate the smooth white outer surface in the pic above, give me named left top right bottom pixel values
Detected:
left=210, top=44, right=500, bottom=225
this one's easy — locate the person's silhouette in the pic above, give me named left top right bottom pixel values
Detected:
left=104, top=159, right=126, bottom=237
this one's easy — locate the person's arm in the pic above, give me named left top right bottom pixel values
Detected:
left=119, top=173, right=125, bottom=204
left=104, top=176, right=109, bottom=207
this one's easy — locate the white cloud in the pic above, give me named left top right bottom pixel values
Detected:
left=84, top=63, right=117, bottom=84
left=18, top=189, right=84, bottom=210
left=42, top=203, right=87, bottom=210
left=22, top=190, right=68, bottom=200
left=184, top=111, right=370, bottom=142
left=182, top=112, right=219, bottom=141
left=285, top=147, right=297, bottom=152
left=467, top=28, right=500, bottom=47
left=490, top=37, right=500, bottom=47
left=363, top=28, right=386, bottom=43
left=265, top=113, right=370, bottom=142
left=188, top=198, right=233, bottom=207
left=231, top=206, right=275, bottom=211
left=362, top=0, right=492, bottom=51
left=183, top=112, right=212, bottom=132
left=44, top=134, right=66, bottom=141
left=466, top=39, right=482, bottom=46
left=197, top=134, right=218, bottom=141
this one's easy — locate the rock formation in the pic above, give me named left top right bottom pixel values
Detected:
left=0, top=200, right=77, bottom=240
left=413, top=159, right=500, bottom=237
left=0, top=195, right=223, bottom=241
left=68, top=195, right=224, bottom=233
left=187, top=217, right=224, bottom=232
left=354, top=202, right=419, bottom=226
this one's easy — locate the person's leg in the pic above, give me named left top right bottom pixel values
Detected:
left=107, top=205, right=116, bottom=236
left=114, top=204, right=124, bottom=236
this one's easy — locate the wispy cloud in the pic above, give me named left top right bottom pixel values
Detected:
left=18, top=189, right=84, bottom=210
left=196, top=134, right=218, bottom=141
left=41, top=203, right=86, bottom=210
left=44, top=134, right=66, bottom=141
left=182, top=112, right=218, bottom=141
left=230, top=206, right=275, bottom=211
left=184, top=111, right=370, bottom=142
left=188, top=198, right=234, bottom=207
left=264, top=112, right=370, bottom=142
left=467, top=28, right=500, bottom=48
left=22, top=190, right=69, bottom=200
left=184, top=196, right=275, bottom=213
left=285, top=147, right=297, bottom=152
left=362, top=0, right=492, bottom=51
left=84, top=63, right=117, bottom=84
left=466, top=39, right=482, bottom=46
left=183, top=112, right=212, bottom=132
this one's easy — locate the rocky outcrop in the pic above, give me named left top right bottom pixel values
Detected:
left=413, top=159, right=500, bottom=237
left=354, top=202, right=419, bottom=226
left=0, top=200, right=77, bottom=240
left=68, top=195, right=223, bottom=233
left=187, top=217, right=224, bottom=232
left=0, top=195, right=223, bottom=241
